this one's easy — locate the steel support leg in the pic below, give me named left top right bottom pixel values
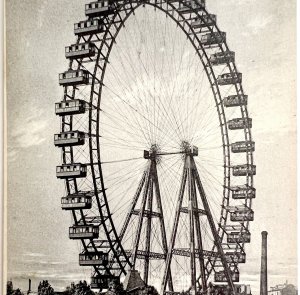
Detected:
left=144, top=180, right=153, bottom=284
left=161, top=162, right=188, bottom=294
left=192, top=174, right=207, bottom=291
left=187, top=156, right=197, bottom=293
left=153, top=162, right=174, bottom=291
left=192, top=157, right=236, bottom=295
left=131, top=166, right=151, bottom=267
left=119, top=171, right=147, bottom=241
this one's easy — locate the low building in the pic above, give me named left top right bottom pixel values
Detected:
left=269, top=282, right=297, bottom=295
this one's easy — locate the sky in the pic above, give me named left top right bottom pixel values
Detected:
left=5, top=0, right=297, bottom=294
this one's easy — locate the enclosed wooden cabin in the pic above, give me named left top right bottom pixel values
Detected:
left=230, top=208, right=254, bottom=222
left=54, top=131, right=85, bottom=147
left=223, top=95, right=248, bottom=108
left=177, top=1, right=204, bottom=14
left=74, top=19, right=103, bottom=36
left=56, top=163, right=87, bottom=179
left=69, top=224, right=99, bottom=239
left=55, top=99, right=87, bottom=116
left=231, top=141, right=255, bottom=153
left=210, top=50, right=235, bottom=65
left=230, top=185, right=256, bottom=199
left=232, top=164, right=256, bottom=176
left=214, top=270, right=239, bottom=282
left=228, top=118, right=252, bottom=130
left=65, top=42, right=96, bottom=59
left=91, top=274, right=119, bottom=290
left=79, top=251, right=108, bottom=266
left=191, top=14, right=216, bottom=28
left=59, top=70, right=89, bottom=86
left=213, top=284, right=251, bottom=295
left=85, top=1, right=115, bottom=17
left=224, top=251, right=246, bottom=263
left=235, top=285, right=252, bottom=295
left=61, top=193, right=92, bottom=210
left=201, top=32, right=226, bottom=46
left=217, top=72, right=242, bottom=85
left=227, top=231, right=251, bottom=243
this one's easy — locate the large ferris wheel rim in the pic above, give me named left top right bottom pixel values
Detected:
left=59, top=0, right=255, bottom=288
left=91, top=0, right=253, bottom=261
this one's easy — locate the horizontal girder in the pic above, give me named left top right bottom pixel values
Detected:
left=125, top=250, right=166, bottom=260
left=131, top=209, right=162, bottom=218
left=180, top=207, right=206, bottom=215
left=172, top=248, right=219, bottom=259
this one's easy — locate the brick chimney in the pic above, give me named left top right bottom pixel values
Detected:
left=260, top=231, right=268, bottom=295
left=27, top=279, right=31, bottom=295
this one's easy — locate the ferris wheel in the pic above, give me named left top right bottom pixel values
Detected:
left=54, top=0, right=255, bottom=294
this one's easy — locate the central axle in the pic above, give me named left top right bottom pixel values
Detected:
left=143, top=142, right=198, bottom=159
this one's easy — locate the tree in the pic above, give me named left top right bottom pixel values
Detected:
left=65, top=280, right=95, bottom=295
left=147, top=285, right=159, bottom=295
left=38, top=280, right=54, bottom=295
left=12, top=289, right=24, bottom=295
left=65, top=282, right=76, bottom=295
left=7, top=281, right=14, bottom=295
left=137, top=285, right=159, bottom=295
left=75, top=280, right=95, bottom=295
left=106, top=280, right=125, bottom=295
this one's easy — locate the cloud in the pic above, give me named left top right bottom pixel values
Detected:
left=23, top=252, right=46, bottom=258
left=22, top=259, right=67, bottom=266
left=10, top=255, right=85, bottom=281
left=8, top=107, right=48, bottom=162
left=17, top=252, right=72, bottom=268
left=12, top=118, right=47, bottom=148
left=219, top=0, right=253, bottom=6
left=246, top=15, right=273, bottom=34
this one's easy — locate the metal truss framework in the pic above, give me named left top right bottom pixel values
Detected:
left=120, top=156, right=173, bottom=290
left=160, top=150, right=234, bottom=294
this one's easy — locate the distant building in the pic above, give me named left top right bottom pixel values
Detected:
left=269, top=282, right=297, bottom=295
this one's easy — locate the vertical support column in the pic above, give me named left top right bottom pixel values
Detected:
left=121, top=155, right=174, bottom=288
left=131, top=165, right=151, bottom=267
left=144, top=179, right=153, bottom=284
left=187, top=156, right=197, bottom=294
left=153, top=161, right=174, bottom=291
left=161, top=161, right=188, bottom=294
left=119, top=172, right=147, bottom=240
left=260, top=231, right=268, bottom=295
left=192, top=171, right=207, bottom=291
left=192, top=157, right=236, bottom=295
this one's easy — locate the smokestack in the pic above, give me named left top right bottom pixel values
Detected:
left=260, top=231, right=268, bottom=295
left=28, top=279, right=31, bottom=294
